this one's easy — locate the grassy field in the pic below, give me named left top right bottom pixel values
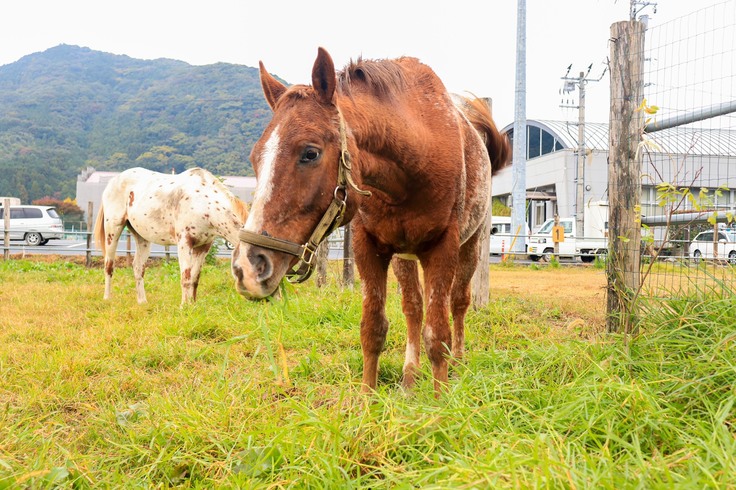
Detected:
left=0, top=257, right=734, bottom=488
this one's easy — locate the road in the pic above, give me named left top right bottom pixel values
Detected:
left=3, top=236, right=585, bottom=266
left=1, top=237, right=235, bottom=259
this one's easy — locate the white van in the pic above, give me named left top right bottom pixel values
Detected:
left=0, top=205, right=64, bottom=246
left=490, top=216, right=529, bottom=255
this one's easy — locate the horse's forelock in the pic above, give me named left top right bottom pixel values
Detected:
left=271, top=86, right=312, bottom=110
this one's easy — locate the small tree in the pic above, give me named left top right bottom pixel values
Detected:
left=31, top=197, right=84, bottom=224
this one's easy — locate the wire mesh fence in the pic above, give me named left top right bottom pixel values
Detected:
left=635, top=0, right=736, bottom=308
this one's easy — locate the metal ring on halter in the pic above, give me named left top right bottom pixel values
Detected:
left=334, top=185, right=347, bottom=203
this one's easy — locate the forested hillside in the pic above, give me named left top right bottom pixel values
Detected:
left=0, top=45, right=276, bottom=203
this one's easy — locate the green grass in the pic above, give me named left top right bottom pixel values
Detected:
left=0, top=258, right=734, bottom=488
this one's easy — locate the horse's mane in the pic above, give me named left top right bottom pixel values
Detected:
left=231, top=196, right=249, bottom=223
left=212, top=176, right=249, bottom=223
left=337, top=57, right=409, bottom=100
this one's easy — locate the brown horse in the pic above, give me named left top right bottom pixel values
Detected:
left=232, top=48, right=510, bottom=393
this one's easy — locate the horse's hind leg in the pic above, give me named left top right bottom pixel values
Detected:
left=419, top=229, right=460, bottom=394
left=391, top=257, right=423, bottom=390
left=451, top=230, right=482, bottom=363
left=177, top=240, right=211, bottom=305
left=130, top=230, right=151, bottom=304
left=103, top=223, right=125, bottom=300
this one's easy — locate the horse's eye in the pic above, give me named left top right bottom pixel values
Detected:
left=299, top=147, right=321, bottom=164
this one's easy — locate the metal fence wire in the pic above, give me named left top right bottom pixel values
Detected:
left=637, top=0, right=736, bottom=306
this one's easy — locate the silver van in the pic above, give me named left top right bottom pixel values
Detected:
left=0, top=205, right=64, bottom=246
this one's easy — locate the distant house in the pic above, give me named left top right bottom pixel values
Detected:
left=75, top=167, right=257, bottom=224
left=0, top=197, right=22, bottom=206
left=494, top=120, right=736, bottom=232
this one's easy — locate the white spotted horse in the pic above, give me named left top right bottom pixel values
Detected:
left=95, top=167, right=249, bottom=305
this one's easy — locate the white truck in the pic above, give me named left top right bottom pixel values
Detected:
left=490, top=216, right=530, bottom=255
left=527, top=201, right=609, bottom=263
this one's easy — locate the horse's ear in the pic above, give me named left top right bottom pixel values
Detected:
left=312, top=47, right=336, bottom=105
left=259, top=61, right=287, bottom=110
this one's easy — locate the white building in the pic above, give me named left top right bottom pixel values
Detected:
left=494, top=120, right=736, bottom=233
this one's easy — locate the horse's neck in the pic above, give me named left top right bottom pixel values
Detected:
left=339, top=97, right=423, bottom=202
left=341, top=99, right=415, bottom=158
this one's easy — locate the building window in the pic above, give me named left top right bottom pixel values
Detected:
left=528, top=126, right=541, bottom=159
left=505, top=125, right=565, bottom=161
left=542, top=130, right=556, bottom=154
left=533, top=201, right=546, bottom=229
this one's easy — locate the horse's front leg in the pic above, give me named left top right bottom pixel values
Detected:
left=131, top=231, right=151, bottom=304
left=391, top=257, right=423, bottom=390
left=353, top=225, right=392, bottom=392
left=419, top=229, right=460, bottom=395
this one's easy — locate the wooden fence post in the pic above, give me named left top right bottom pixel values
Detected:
left=471, top=208, right=491, bottom=307
left=470, top=97, right=495, bottom=308
left=315, top=240, right=329, bottom=287
left=3, top=198, right=10, bottom=261
left=86, top=201, right=94, bottom=267
left=342, top=223, right=354, bottom=288
left=606, top=20, right=645, bottom=333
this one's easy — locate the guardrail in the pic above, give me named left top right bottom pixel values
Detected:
left=1, top=229, right=235, bottom=262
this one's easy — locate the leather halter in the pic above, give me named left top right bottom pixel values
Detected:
left=238, top=106, right=371, bottom=283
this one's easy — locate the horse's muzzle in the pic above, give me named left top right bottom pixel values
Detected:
left=231, top=243, right=286, bottom=300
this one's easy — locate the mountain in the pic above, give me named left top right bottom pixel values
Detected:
left=0, top=44, right=276, bottom=203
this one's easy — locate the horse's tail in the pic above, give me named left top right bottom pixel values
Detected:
left=94, top=203, right=106, bottom=254
left=462, top=97, right=511, bottom=175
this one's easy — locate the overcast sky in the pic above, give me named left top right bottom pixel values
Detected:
left=0, top=0, right=722, bottom=126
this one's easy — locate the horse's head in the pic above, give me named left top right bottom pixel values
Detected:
left=232, top=48, right=363, bottom=299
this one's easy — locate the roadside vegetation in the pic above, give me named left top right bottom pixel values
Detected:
left=0, top=258, right=733, bottom=488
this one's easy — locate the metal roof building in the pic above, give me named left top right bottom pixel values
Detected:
left=494, top=119, right=736, bottom=232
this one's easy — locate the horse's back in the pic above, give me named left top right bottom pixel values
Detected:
left=349, top=58, right=497, bottom=245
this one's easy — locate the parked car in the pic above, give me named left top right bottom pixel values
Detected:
left=688, top=229, right=736, bottom=264
left=490, top=216, right=529, bottom=255
left=0, top=205, right=64, bottom=246
left=214, top=237, right=235, bottom=250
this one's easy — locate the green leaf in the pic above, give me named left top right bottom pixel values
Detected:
left=232, top=446, right=285, bottom=477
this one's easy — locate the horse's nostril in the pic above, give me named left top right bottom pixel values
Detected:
left=246, top=247, right=273, bottom=282
left=253, top=253, right=272, bottom=280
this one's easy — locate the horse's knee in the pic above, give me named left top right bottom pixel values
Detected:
left=451, top=273, right=472, bottom=304
left=361, top=314, right=389, bottom=356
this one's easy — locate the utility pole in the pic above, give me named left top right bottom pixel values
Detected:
left=560, top=65, right=605, bottom=237
left=511, top=0, right=528, bottom=255
left=630, top=0, right=657, bottom=20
